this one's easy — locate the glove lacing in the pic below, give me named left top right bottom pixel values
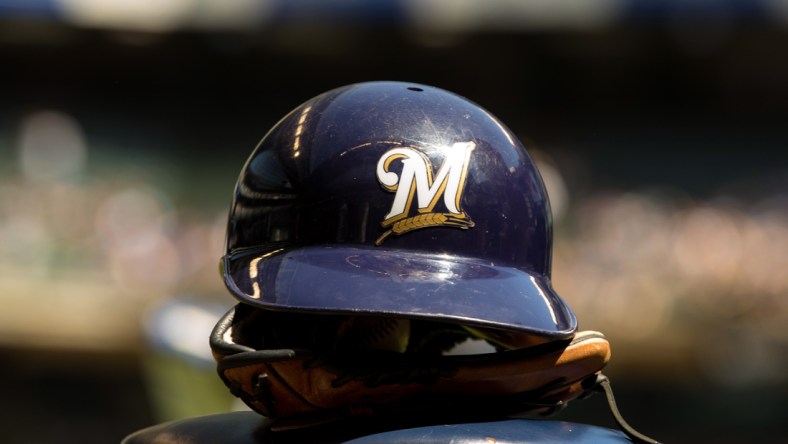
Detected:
left=592, top=373, right=661, bottom=444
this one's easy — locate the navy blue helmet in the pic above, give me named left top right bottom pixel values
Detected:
left=221, top=81, right=576, bottom=339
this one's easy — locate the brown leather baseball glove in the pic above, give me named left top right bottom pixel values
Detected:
left=210, top=304, right=607, bottom=420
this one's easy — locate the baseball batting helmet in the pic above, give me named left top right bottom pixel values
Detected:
left=220, top=81, right=576, bottom=337
left=206, top=83, right=665, bottom=444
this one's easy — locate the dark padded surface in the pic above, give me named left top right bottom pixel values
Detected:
left=123, top=412, right=632, bottom=443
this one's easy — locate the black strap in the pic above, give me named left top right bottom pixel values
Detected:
left=594, top=374, right=661, bottom=444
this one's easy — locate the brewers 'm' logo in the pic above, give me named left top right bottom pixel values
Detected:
left=375, top=142, right=476, bottom=245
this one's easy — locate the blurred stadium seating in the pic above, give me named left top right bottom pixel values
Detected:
left=1, top=1, right=786, bottom=442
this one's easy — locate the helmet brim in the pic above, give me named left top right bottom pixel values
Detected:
left=223, top=245, right=577, bottom=339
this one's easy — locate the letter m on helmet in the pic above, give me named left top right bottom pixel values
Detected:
left=375, top=142, right=475, bottom=244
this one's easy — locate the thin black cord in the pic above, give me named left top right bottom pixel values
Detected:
left=595, top=374, right=662, bottom=444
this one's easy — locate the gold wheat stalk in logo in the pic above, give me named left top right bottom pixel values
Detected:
left=375, top=212, right=474, bottom=245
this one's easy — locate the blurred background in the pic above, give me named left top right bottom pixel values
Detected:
left=1, top=0, right=787, bottom=442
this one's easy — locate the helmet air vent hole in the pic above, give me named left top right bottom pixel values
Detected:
left=407, top=87, right=424, bottom=92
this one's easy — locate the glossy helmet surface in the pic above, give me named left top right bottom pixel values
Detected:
left=222, top=81, right=576, bottom=338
